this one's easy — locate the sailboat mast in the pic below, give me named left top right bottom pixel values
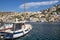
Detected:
left=24, top=0, right=26, bottom=20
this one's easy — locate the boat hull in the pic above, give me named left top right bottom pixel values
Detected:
left=0, top=24, right=32, bottom=39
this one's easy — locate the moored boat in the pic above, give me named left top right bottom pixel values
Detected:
left=0, top=20, right=32, bottom=39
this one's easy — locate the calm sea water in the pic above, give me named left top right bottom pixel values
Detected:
left=15, top=22, right=60, bottom=40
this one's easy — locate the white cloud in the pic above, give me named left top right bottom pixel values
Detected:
left=19, top=0, right=59, bottom=9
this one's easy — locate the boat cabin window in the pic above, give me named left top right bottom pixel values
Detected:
left=4, top=23, right=13, bottom=28
left=0, top=23, right=1, bottom=25
left=0, top=20, right=4, bottom=26
left=14, top=23, right=23, bottom=31
left=0, top=22, right=4, bottom=26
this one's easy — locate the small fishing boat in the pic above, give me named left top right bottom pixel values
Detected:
left=0, top=0, right=32, bottom=39
left=0, top=19, right=32, bottom=39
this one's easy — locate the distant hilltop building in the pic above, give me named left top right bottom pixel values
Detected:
left=50, top=6, right=56, bottom=12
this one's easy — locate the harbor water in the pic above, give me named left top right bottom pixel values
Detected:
left=14, top=22, right=60, bottom=40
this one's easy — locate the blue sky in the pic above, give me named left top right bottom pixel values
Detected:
left=0, top=0, right=60, bottom=12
